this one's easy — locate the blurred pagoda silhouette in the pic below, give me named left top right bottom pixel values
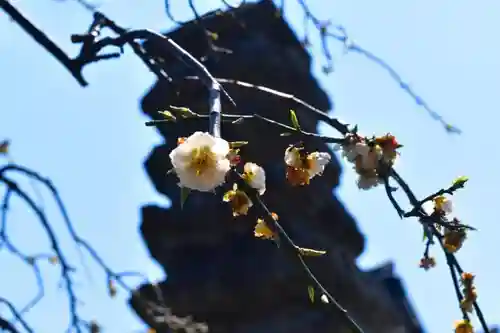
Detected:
left=129, top=1, right=425, bottom=332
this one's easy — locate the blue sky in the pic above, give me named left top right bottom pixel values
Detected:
left=1, top=0, right=499, bottom=332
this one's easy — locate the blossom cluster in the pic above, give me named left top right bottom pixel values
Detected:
left=165, top=126, right=480, bottom=333
left=423, top=194, right=478, bottom=332
left=418, top=190, right=471, bottom=272
left=168, top=131, right=331, bottom=239
left=333, top=132, right=402, bottom=189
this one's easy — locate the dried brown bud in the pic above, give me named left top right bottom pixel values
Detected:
left=48, top=256, right=59, bottom=265
left=89, top=320, right=100, bottom=333
left=107, top=279, right=117, bottom=298
left=0, top=140, right=10, bottom=155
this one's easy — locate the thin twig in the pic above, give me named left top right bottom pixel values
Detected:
left=385, top=170, right=490, bottom=331
left=0, top=163, right=185, bottom=332
left=231, top=171, right=364, bottom=333
left=88, top=29, right=235, bottom=107
left=0, top=297, right=33, bottom=333
left=0, top=175, right=81, bottom=332
left=447, top=253, right=490, bottom=331
left=0, top=316, right=19, bottom=333
left=445, top=252, right=469, bottom=321
left=294, top=0, right=461, bottom=134
left=183, top=76, right=349, bottom=135
left=0, top=0, right=86, bottom=85
left=145, top=108, right=344, bottom=144
left=1, top=188, right=47, bottom=317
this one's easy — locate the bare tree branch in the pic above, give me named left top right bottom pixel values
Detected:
left=148, top=75, right=489, bottom=332
left=0, top=1, right=488, bottom=332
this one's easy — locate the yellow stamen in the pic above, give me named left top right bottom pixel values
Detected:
left=188, top=146, right=216, bottom=176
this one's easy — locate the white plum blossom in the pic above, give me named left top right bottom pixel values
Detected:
left=284, top=147, right=331, bottom=177
left=169, top=131, right=231, bottom=192
left=284, top=146, right=301, bottom=167
left=359, top=145, right=383, bottom=170
left=306, top=152, right=331, bottom=178
left=335, top=142, right=370, bottom=164
left=243, top=162, right=266, bottom=195
left=333, top=143, right=358, bottom=162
